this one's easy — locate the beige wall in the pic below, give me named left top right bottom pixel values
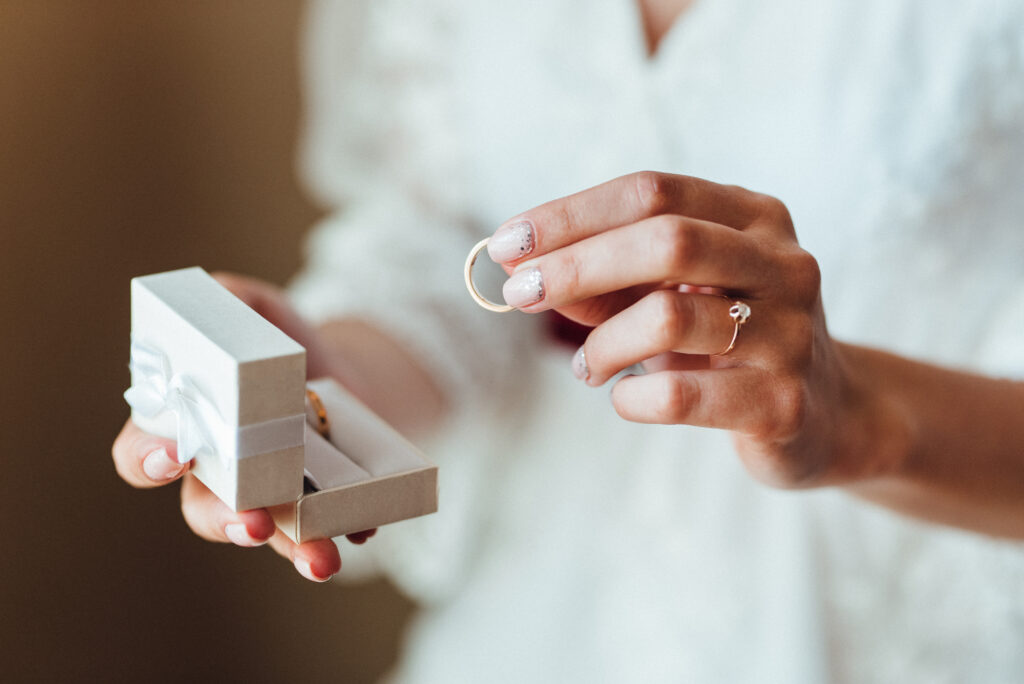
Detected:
left=0, top=2, right=411, bottom=681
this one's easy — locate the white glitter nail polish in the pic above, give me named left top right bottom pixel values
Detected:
left=488, top=220, right=535, bottom=263
left=502, top=267, right=544, bottom=308
left=572, top=346, right=589, bottom=381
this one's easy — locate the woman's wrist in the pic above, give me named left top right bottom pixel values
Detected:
left=831, top=342, right=918, bottom=486
left=830, top=342, right=1024, bottom=538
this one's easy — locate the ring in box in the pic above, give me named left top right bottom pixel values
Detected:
left=125, top=267, right=438, bottom=539
left=270, top=378, right=438, bottom=543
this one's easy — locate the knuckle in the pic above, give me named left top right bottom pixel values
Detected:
left=755, top=193, right=792, bottom=225
left=553, top=202, right=575, bottom=236
left=557, top=250, right=585, bottom=297
left=551, top=194, right=589, bottom=238
left=787, top=250, right=822, bottom=304
left=657, top=374, right=699, bottom=423
left=654, top=216, right=699, bottom=272
left=649, top=290, right=689, bottom=348
left=771, top=378, right=809, bottom=439
left=632, top=171, right=674, bottom=216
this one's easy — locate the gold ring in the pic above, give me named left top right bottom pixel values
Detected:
left=464, top=238, right=514, bottom=313
left=715, top=300, right=751, bottom=356
left=305, top=388, right=330, bottom=439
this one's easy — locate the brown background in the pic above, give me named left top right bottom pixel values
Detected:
left=0, top=2, right=413, bottom=681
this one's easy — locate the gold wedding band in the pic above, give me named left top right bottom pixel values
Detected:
left=715, top=300, right=751, bottom=356
left=305, top=388, right=330, bottom=439
left=464, top=238, right=514, bottom=313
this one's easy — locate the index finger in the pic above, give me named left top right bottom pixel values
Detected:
left=486, top=171, right=766, bottom=265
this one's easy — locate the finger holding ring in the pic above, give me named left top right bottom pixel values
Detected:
left=464, top=238, right=515, bottom=313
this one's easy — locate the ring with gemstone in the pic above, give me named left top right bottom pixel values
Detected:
left=715, top=300, right=751, bottom=356
left=464, top=238, right=515, bottom=313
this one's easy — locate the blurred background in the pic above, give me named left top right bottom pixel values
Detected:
left=0, top=2, right=413, bottom=681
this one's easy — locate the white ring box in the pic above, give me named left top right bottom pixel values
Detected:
left=270, top=378, right=438, bottom=543
left=127, top=267, right=438, bottom=540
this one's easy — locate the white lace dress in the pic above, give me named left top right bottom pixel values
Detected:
left=289, top=1, right=1024, bottom=681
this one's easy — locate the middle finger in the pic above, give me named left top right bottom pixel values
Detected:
left=487, top=171, right=765, bottom=265
left=501, top=215, right=771, bottom=312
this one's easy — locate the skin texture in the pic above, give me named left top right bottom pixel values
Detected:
left=489, top=171, right=1024, bottom=538
left=494, top=172, right=882, bottom=485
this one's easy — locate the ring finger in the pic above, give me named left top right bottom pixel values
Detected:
left=580, top=290, right=743, bottom=386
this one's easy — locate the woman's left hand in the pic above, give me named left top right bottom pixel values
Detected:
left=487, top=171, right=895, bottom=489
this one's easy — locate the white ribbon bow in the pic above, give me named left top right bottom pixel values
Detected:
left=124, top=338, right=221, bottom=465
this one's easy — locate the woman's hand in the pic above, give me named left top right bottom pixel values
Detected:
left=112, top=273, right=375, bottom=582
left=488, top=172, right=902, bottom=489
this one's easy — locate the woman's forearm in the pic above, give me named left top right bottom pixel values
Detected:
left=840, top=343, right=1024, bottom=538
left=315, top=319, right=449, bottom=440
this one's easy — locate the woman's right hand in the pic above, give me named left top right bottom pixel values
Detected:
left=111, top=273, right=375, bottom=583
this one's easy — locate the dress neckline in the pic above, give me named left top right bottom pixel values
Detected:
left=626, top=0, right=726, bottom=67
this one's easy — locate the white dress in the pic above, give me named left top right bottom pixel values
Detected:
left=289, top=1, right=1024, bottom=682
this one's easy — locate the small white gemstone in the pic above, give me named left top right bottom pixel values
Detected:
left=730, top=302, right=751, bottom=324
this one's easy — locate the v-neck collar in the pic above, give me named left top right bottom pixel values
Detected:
left=623, top=0, right=735, bottom=70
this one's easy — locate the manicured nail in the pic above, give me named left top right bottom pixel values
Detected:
left=294, top=557, right=332, bottom=583
left=225, top=523, right=267, bottom=548
left=502, top=268, right=544, bottom=308
left=572, top=346, right=590, bottom=381
left=488, top=220, right=535, bottom=263
left=142, top=447, right=185, bottom=481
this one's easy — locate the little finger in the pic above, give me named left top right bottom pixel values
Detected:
left=610, top=367, right=784, bottom=437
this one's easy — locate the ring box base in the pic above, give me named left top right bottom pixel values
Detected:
left=269, top=378, right=439, bottom=543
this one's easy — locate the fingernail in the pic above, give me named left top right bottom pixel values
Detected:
left=502, top=267, right=544, bottom=308
left=572, top=346, right=590, bottom=381
left=294, top=557, right=332, bottom=583
left=488, top=220, right=535, bottom=263
left=142, top=447, right=185, bottom=481
left=225, top=523, right=267, bottom=548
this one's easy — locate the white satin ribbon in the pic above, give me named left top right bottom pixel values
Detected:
left=124, top=338, right=304, bottom=465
